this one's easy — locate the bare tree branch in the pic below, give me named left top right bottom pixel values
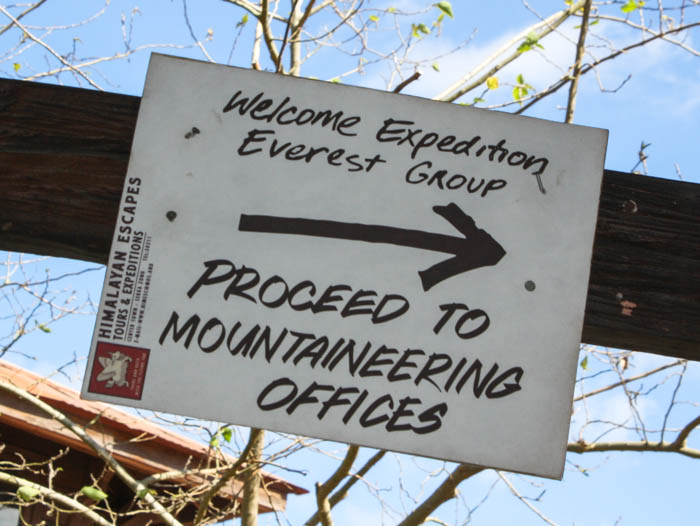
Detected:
left=305, top=445, right=359, bottom=526
left=512, top=19, right=700, bottom=114
left=288, top=0, right=317, bottom=76
left=277, top=0, right=299, bottom=73
left=434, top=0, right=586, bottom=102
left=592, top=13, right=700, bottom=57
left=568, top=431, right=700, bottom=459
left=193, top=429, right=262, bottom=525
left=0, top=5, right=103, bottom=89
left=0, top=379, right=185, bottom=526
left=565, top=0, right=593, bottom=123
left=328, top=449, right=385, bottom=509
left=397, top=464, right=482, bottom=526
left=0, top=0, right=47, bottom=38
left=393, top=70, right=421, bottom=92
left=574, top=360, right=685, bottom=402
left=258, top=0, right=282, bottom=70
left=673, top=414, right=700, bottom=448
left=252, top=19, right=263, bottom=70
left=315, top=481, right=334, bottom=526
left=305, top=449, right=386, bottom=526
left=240, top=428, right=265, bottom=526
left=0, top=471, right=116, bottom=526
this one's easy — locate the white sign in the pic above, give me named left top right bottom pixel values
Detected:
left=82, top=54, right=607, bottom=479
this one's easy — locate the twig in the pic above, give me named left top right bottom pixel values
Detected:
left=393, top=71, right=421, bottom=92
left=497, top=472, right=559, bottom=526
left=182, top=0, right=214, bottom=62
left=674, top=163, right=684, bottom=181
left=660, top=361, right=687, bottom=443
left=21, top=43, right=191, bottom=82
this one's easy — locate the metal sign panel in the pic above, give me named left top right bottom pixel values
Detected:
left=82, top=54, right=607, bottom=479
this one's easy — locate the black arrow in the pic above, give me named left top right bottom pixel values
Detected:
left=238, top=203, right=506, bottom=291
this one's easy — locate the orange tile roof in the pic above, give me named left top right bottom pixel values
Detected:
left=0, top=360, right=307, bottom=501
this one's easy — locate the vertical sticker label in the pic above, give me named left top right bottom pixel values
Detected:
left=87, top=342, right=150, bottom=400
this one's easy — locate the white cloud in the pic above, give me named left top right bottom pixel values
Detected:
left=354, top=16, right=586, bottom=107
left=351, top=9, right=700, bottom=124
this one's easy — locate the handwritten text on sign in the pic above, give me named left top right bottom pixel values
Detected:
left=83, top=54, right=607, bottom=479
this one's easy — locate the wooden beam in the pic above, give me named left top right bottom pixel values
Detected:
left=583, top=170, right=700, bottom=360
left=1, top=78, right=698, bottom=360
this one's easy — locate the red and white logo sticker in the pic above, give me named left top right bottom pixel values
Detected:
left=87, top=342, right=150, bottom=400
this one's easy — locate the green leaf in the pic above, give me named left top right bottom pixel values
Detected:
left=486, top=76, right=499, bottom=90
left=621, top=0, right=645, bottom=13
left=210, top=436, right=220, bottom=447
left=411, top=22, right=431, bottom=37
left=513, top=86, right=522, bottom=101
left=18, top=486, right=40, bottom=502
left=388, top=6, right=396, bottom=13
left=580, top=355, right=589, bottom=370
left=574, top=19, right=599, bottom=28
left=513, top=74, right=532, bottom=102
left=13, top=62, right=20, bottom=72
left=369, top=14, right=379, bottom=23
left=472, top=97, right=485, bottom=104
left=517, top=32, right=543, bottom=53
left=221, top=427, right=233, bottom=442
left=237, top=13, right=249, bottom=27
left=137, top=488, right=157, bottom=498
left=80, top=486, right=108, bottom=501
left=435, top=1, right=454, bottom=18
left=432, top=62, right=440, bottom=72
left=330, top=77, right=340, bottom=83
left=38, top=323, right=51, bottom=333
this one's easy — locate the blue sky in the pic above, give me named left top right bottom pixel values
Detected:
left=1, top=1, right=699, bottom=525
